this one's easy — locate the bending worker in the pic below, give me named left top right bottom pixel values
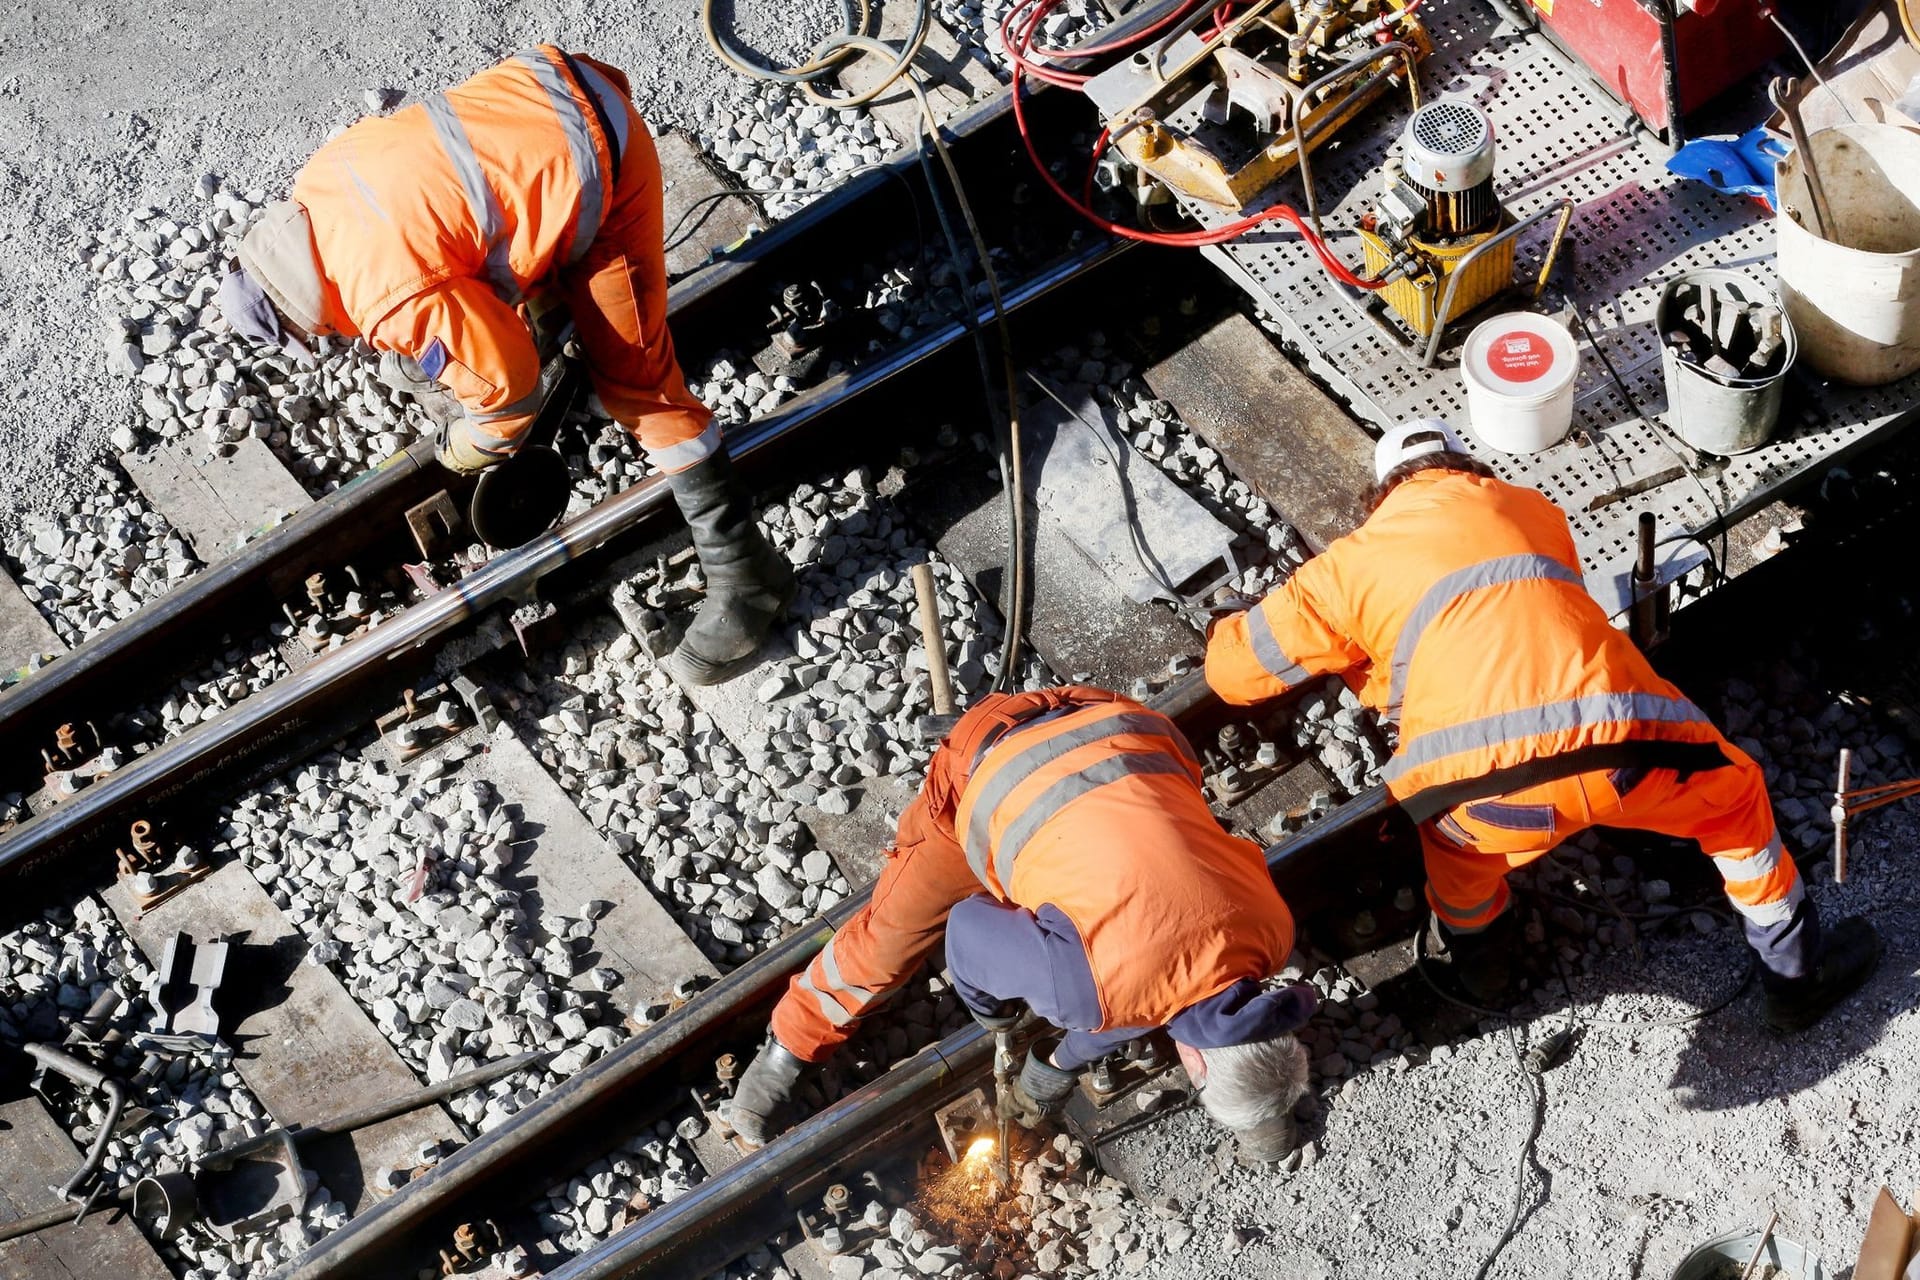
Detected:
left=214, top=47, right=789, bottom=684
left=1206, top=419, right=1879, bottom=1032
left=728, top=686, right=1317, bottom=1162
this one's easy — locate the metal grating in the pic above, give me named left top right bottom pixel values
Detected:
left=1089, top=0, right=1920, bottom=585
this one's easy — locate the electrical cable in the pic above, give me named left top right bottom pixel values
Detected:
left=1761, top=6, right=1856, bottom=124
left=1558, top=292, right=1732, bottom=588
left=703, top=0, right=933, bottom=108
left=841, top=39, right=1030, bottom=690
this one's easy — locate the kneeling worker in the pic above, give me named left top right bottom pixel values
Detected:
left=1205, top=419, right=1879, bottom=1031
left=214, top=47, right=790, bottom=684
left=729, top=686, right=1318, bottom=1162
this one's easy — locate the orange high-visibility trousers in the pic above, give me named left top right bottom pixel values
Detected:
left=770, top=758, right=979, bottom=1062
left=557, top=121, right=716, bottom=472
left=1423, top=740, right=1805, bottom=939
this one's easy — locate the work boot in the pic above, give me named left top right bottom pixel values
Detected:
left=1764, top=915, right=1882, bottom=1034
left=727, top=1037, right=810, bottom=1147
left=1426, top=909, right=1520, bottom=1007
left=666, top=447, right=795, bottom=686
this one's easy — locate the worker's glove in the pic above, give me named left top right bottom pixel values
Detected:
left=968, top=1000, right=1024, bottom=1034
left=1204, top=594, right=1260, bottom=641
left=1002, top=1041, right=1077, bottom=1128
left=377, top=349, right=441, bottom=397
left=727, top=1037, right=810, bottom=1148
left=436, top=421, right=502, bottom=476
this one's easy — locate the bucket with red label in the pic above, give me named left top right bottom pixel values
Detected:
left=1459, top=312, right=1580, bottom=453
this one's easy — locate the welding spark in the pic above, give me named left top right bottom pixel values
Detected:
left=963, top=1136, right=997, bottom=1164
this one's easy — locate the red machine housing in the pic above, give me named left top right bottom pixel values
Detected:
left=1520, top=0, right=1784, bottom=135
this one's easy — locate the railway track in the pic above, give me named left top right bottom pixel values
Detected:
left=7, top=3, right=1918, bottom=1279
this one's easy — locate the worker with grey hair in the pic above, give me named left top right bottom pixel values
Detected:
left=728, top=685, right=1317, bottom=1163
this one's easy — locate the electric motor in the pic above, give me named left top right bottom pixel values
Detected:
left=1399, top=99, right=1499, bottom=237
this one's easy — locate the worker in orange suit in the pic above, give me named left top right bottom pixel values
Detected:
left=728, top=687, right=1317, bottom=1163
left=213, top=47, right=790, bottom=684
left=1206, top=418, right=1878, bottom=1032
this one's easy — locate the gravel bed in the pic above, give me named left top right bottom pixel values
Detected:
left=691, top=88, right=897, bottom=222
left=516, top=459, right=1045, bottom=969
left=0, top=898, right=349, bottom=1278
left=3, top=461, right=199, bottom=645
left=215, top=738, right=624, bottom=1130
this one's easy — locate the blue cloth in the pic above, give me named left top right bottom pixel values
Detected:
left=944, top=893, right=1318, bottom=1071
left=1665, top=127, right=1789, bottom=208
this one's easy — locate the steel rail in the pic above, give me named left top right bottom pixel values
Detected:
left=0, top=237, right=1126, bottom=896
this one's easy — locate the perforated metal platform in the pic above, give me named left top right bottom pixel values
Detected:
left=1087, top=0, right=1920, bottom=591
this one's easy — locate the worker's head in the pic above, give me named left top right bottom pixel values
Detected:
left=215, top=201, right=323, bottom=362
left=1176, top=1033, right=1309, bottom=1165
left=1368, top=416, right=1494, bottom=511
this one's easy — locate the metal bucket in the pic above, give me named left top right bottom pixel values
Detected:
left=1776, top=122, right=1920, bottom=385
left=1671, top=1226, right=1830, bottom=1280
left=1656, top=269, right=1796, bottom=456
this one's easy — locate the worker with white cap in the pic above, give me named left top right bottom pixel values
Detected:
left=1206, top=418, right=1879, bottom=1031
left=214, top=48, right=791, bottom=685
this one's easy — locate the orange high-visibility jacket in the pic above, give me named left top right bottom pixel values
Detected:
left=1206, top=470, right=1724, bottom=803
left=949, top=694, right=1295, bottom=1031
left=291, top=47, right=705, bottom=454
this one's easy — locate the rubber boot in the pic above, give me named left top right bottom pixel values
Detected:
left=666, top=447, right=794, bottom=686
left=1426, top=909, right=1520, bottom=1007
left=1763, top=915, right=1882, bottom=1034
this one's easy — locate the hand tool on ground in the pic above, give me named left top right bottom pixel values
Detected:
left=468, top=356, right=585, bottom=551
left=1830, top=747, right=1920, bottom=884
left=910, top=560, right=960, bottom=741
left=0, top=1049, right=552, bottom=1244
left=21, top=1042, right=128, bottom=1210
left=1770, top=77, right=1833, bottom=240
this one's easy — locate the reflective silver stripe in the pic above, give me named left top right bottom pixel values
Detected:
left=517, top=51, right=605, bottom=266
left=1729, top=874, right=1804, bottom=927
left=1429, top=883, right=1506, bottom=929
left=817, top=937, right=879, bottom=1004
left=462, top=415, right=529, bottom=454
left=1246, top=605, right=1311, bottom=687
left=1713, top=833, right=1784, bottom=884
left=1386, top=553, right=1582, bottom=722
left=989, top=753, right=1193, bottom=891
left=471, top=385, right=546, bottom=424
left=961, top=709, right=1199, bottom=882
left=795, top=969, right=856, bottom=1026
left=1383, top=692, right=1709, bottom=783
left=574, top=61, right=632, bottom=163
left=648, top=422, right=723, bottom=472
left=423, top=94, right=519, bottom=302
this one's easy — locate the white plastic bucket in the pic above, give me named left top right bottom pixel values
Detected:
left=1776, top=122, right=1920, bottom=385
left=1459, top=313, right=1580, bottom=453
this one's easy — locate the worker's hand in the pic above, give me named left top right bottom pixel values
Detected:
left=726, top=1036, right=810, bottom=1148
left=436, top=421, right=502, bottom=476
left=1002, top=1042, right=1077, bottom=1127
left=377, top=349, right=441, bottom=397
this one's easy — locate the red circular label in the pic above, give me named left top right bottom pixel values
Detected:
left=1486, top=330, right=1555, bottom=383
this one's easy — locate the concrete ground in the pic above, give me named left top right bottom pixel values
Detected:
left=0, top=0, right=846, bottom=527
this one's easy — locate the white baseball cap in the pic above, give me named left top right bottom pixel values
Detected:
left=1373, top=417, right=1467, bottom=482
